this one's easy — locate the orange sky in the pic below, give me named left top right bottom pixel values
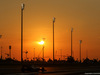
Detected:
left=0, top=0, right=100, bottom=61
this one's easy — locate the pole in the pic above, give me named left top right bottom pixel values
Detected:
left=9, top=46, right=11, bottom=59
left=21, top=4, right=24, bottom=62
left=42, top=38, right=45, bottom=61
left=21, top=7, right=23, bottom=62
left=80, top=42, right=81, bottom=63
left=71, top=30, right=72, bottom=57
left=43, top=45, right=44, bottom=62
left=26, top=53, right=27, bottom=60
left=53, top=17, right=55, bottom=61
left=34, top=48, right=35, bottom=60
left=61, top=49, right=62, bottom=60
left=9, top=49, right=11, bottom=59
left=71, top=28, right=73, bottom=57
left=9, top=48, right=11, bottom=58
left=0, top=35, right=2, bottom=60
left=79, top=40, right=82, bottom=63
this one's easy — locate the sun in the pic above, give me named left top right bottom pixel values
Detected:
left=38, top=41, right=44, bottom=45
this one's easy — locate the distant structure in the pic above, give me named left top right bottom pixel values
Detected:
left=71, top=28, right=73, bottom=57
left=53, top=17, right=55, bottom=61
left=24, top=50, right=28, bottom=60
left=21, top=3, right=25, bottom=62
left=79, top=40, right=82, bottom=63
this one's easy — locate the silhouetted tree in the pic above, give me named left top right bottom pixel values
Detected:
left=67, top=56, right=75, bottom=63
left=47, top=58, right=52, bottom=63
left=83, top=58, right=90, bottom=64
left=54, top=59, right=57, bottom=62
left=93, top=59, right=98, bottom=64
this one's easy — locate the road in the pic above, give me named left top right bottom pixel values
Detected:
left=1, top=66, right=100, bottom=75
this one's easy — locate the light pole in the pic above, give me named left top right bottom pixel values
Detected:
left=38, top=38, right=46, bottom=71
left=21, top=3, right=25, bottom=62
left=34, top=48, right=35, bottom=61
left=71, top=28, right=73, bottom=57
left=38, top=38, right=45, bottom=61
left=0, top=35, right=2, bottom=60
left=43, top=45, right=44, bottom=61
left=79, top=40, right=82, bottom=63
left=53, top=17, right=55, bottom=61
left=9, top=46, right=11, bottom=59
left=60, top=49, right=62, bottom=60
left=42, top=38, right=45, bottom=61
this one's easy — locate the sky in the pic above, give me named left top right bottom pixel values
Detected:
left=0, top=0, right=100, bottom=61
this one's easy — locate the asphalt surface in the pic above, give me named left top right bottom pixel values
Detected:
left=1, top=66, right=100, bottom=75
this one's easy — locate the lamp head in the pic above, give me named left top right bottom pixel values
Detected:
left=53, top=17, right=55, bottom=22
left=21, top=3, right=25, bottom=10
left=71, top=28, right=73, bottom=32
left=79, top=40, right=82, bottom=43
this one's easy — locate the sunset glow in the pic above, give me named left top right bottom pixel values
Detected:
left=38, top=41, right=44, bottom=45
left=0, top=0, right=100, bottom=61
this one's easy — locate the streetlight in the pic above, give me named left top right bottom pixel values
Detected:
left=71, top=28, right=73, bottom=57
left=79, top=40, right=82, bottom=63
left=60, top=49, right=62, bottom=60
left=21, top=3, right=25, bottom=62
left=0, top=35, right=2, bottom=60
left=34, top=48, right=35, bottom=61
left=38, top=38, right=46, bottom=71
left=53, top=17, right=55, bottom=61
left=9, top=45, right=11, bottom=59
left=38, top=38, right=45, bottom=61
